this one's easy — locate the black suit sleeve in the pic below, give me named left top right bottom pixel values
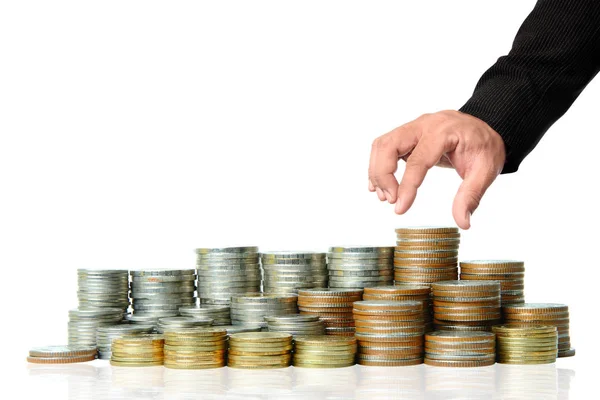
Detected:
left=459, top=0, right=600, bottom=173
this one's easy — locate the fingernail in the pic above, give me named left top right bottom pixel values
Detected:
left=395, top=198, right=402, bottom=214
left=376, top=187, right=384, bottom=199
left=383, top=190, right=392, bottom=203
left=465, top=211, right=472, bottom=227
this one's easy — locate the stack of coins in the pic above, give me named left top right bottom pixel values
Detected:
left=460, top=260, right=525, bottom=306
left=77, top=269, right=130, bottom=312
left=260, top=251, right=328, bottom=294
left=222, top=325, right=263, bottom=335
left=130, top=269, right=196, bottom=315
left=179, top=305, right=231, bottom=326
left=363, top=285, right=433, bottom=332
left=96, top=324, right=154, bottom=359
left=431, top=281, right=501, bottom=332
left=195, top=247, right=260, bottom=305
left=27, top=345, right=98, bottom=364
left=394, top=227, right=460, bottom=286
left=492, top=325, right=558, bottom=364
left=230, top=294, right=298, bottom=329
left=266, top=315, right=326, bottom=336
left=327, top=247, right=394, bottom=288
left=424, top=331, right=496, bottom=367
left=297, top=288, right=363, bottom=336
left=353, top=300, right=425, bottom=366
left=228, top=332, right=293, bottom=369
left=125, top=311, right=178, bottom=329
left=502, top=303, right=575, bottom=357
left=163, top=327, right=227, bottom=369
left=68, top=308, right=125, bottom=347
left=110, top=335, right=165, bottom=367
left=293, top=336, right=357, bottom=368
left=157, top=316, right=214, bottom=334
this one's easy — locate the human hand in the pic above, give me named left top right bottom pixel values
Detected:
left=368, top=110, right=506, bottom=229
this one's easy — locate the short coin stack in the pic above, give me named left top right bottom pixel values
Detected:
left=163, top=327, right=227, bottom=369
left=157, top=316, right=213, bottom=334
left=327, top=247, right=394, bottom=288
left=492, top=325, right=558, bottom=364
left=424, top=331, right=496, bottom=367
left=363, top=285, right=433, bottom=332
left=27, top=345, right=97, bottom=364
left=179, top=305, right=231, bottom=326
left=353, top=300, right=425, bottom=366
left=195, top=247, right=261, bottom=305
left=130, top=269, right=196, bottom=315
left=110, top=334, right=165, bottom=367
left=502, top=303, right=575, bottom=357
left=460, top=260, right=525, bottom=306
left=96, top=324, right=154, bottom=359
left=266, top=315, right=326, bottom=336
left=77, top=269, right=130, bottom=312
left=222, top=325, right=263, bottom=334
left=260, top=251, right=328, bottom=294
left=293, top=336, right=357, bottom=368
left=297, top=288, right=363, bottom=336
left=125, top=311, right=178, bottom=329
left=68, top=308, right=125, bottom=347
left=230, top=294, right=298, bottom=329
left=431, top=281, right=501, bottom=332
left=228, top=332, right=293, bottom=369
left=394, top=227, right=460, bottom=286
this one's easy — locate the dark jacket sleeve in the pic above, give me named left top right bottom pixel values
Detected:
left=459, top=0, right=600, bottom=173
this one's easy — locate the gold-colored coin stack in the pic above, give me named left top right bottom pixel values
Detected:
left=363, top=285, right=433, bottom=332
left=163, top=327, right=227, bottom=369
left=460, top=260, right=525, bottom=306
left=424, top=331, right=496, bottom=367
left=228, top=332, right=293, bottom=369
left=502, top=303, right=575, bottom=357
left=353, top=300, right=424, bottom=366
left=110, top=335, right=165, bottom=367
left=492, top=324, right=558, bottom=364
left=431, top=281, right=501, bottom=332
left=293, top=336, right=357, bottom=368
left=394, top=227, right=460, bottom=286
left=297, top=288, right=363, bottom=336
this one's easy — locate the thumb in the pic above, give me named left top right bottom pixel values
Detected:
left=452, top=161, right=498, bottom=229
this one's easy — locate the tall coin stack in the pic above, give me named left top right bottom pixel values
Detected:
left=424, top=331, right=496, bottom=367
left=260, top=251, right=328, bottom=294
left=228, top=332, right=293, bottom=369
left=431, top=281, right=501, bottom=332
left=327, top=247, right=394, bottom=288
left=363, top=285, right=433, bottom=332
left=230, top=294, right=298, bottom=329
left=293, top=336, right=357, bottom=368
left=96, top=324, right=154, bottom=359
left=460, top=260, right=525, bottom=306
left=265, top=315, right=326, bottom=336
left=297, top=288, right=363, bottom=336
left=353, top=300, right=425, bottom=366
left=195, top=247, right=261, bottom=305
left=502, top=303, right=575, bottom=357
left=179, top=305, right=231, bottom=326
left=125, top=312, right=178, bottom=330
left=157, top=316, right=214, bottom=334
left=492, top=325, right=558, bottom=364
left=163, top=327, right=227, bottom=369
left=110, top=335, right=165, bottom=367
left=394, top=227, right=460, bottom=286
left=77, top=269, right=130, bottom=312
left=68, top=308, right=125, bottom=347
left=130, top=269, right=196, bottom=315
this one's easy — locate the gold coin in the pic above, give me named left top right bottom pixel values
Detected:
left=110, top=360, right=164, bottom=367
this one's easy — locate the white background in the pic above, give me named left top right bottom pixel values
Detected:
left=0, top=0, right=595, bottom=398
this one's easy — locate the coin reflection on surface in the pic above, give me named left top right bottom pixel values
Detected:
left=496, top=363, right=576, bottom=400
left=294, top=365, right=357, bottom=398
left=425, top=363, right=495, bottom=399
left=227, top=367, right=293, bottom=396
left=356, top=365, right=424, bottom=400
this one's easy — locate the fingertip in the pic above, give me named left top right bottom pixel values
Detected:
left=368, top=180, right=375, bottom=192
left=376, top=187, right=386, bottom=201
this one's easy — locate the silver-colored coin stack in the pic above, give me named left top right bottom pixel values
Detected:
left=260, top=252, right=328, bottom=294
left=195, top=247, right=261, bottom=305
left=221, top=325, right=263, bottom=334
left=157, top=316, right=214, bottom=334
left=179, top=305, right=231, bottom=326
left=124, top=311, right=178, bottom=330
left=77, top=269, right=130, bottom=312
left=230, top=294, right=298, bottom=329
left=266, top=315, right=325, bottom=336
left=96, top=324, right=154, bottom=359
left=327, top=247, right=394, bottom=288
left=130, top=269, right=197, bottom=315
left=68, top=308, right=125, bottom=347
